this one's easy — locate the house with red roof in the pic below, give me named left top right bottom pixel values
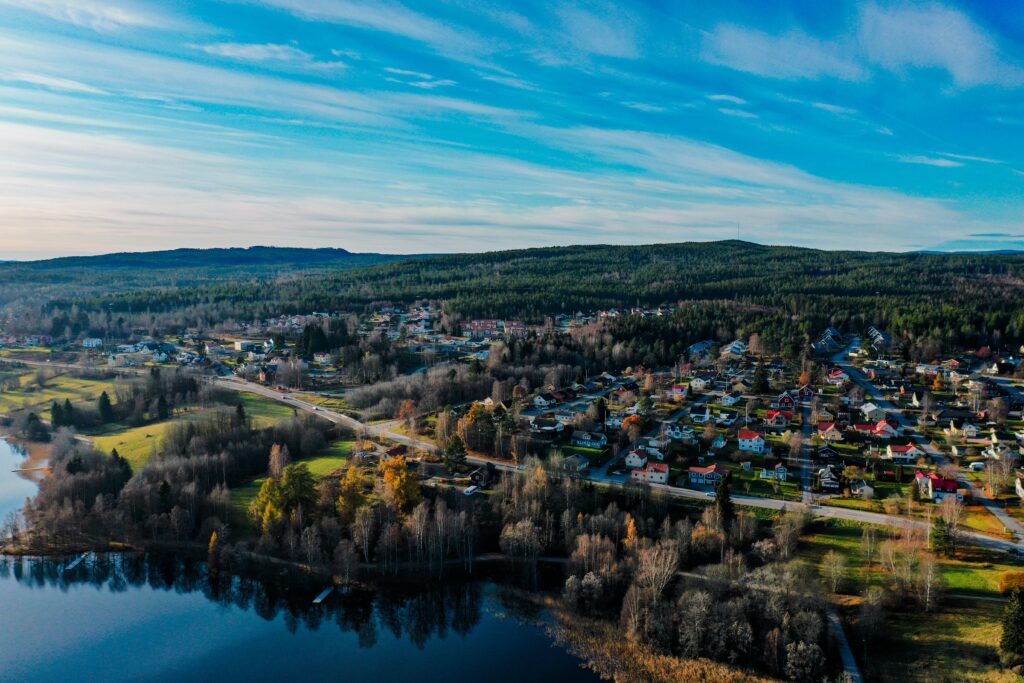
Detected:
left=817, top=422, right=844, bottom=442
left=827, top=368, right=849, bottom=385
left=850, top=421, right=899, bottom=439
left=688, top=463, right=727, bottom=486
left=765, top=410, right=792, bottom=428
left=914, top=471, right=963, bottom=502
left=632, top=462, right=669, bottom=485
left=886, top=443, right=925, bottom=464
left=738, top=429, right=768, bottom=453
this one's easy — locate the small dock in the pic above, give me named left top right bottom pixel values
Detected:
left=65, top=553, right=88, bottom=572
left=312, top=587, right=333, bottom=604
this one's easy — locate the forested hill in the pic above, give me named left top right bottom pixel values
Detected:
left=61, top=240, right=1024, bottom=350
left=0, top=246, right=411, bottom=308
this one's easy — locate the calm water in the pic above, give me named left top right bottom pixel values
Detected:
left=0, top=437, right=36, bottom=523
left=0, top=439, right=600, bottom=683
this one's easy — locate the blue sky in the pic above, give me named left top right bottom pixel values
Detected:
left=0, top=0, right=1022, bottom=259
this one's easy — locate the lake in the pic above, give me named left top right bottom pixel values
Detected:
left=0, top=438, right=601, bottom=683
left=0, top=436, right=37, bottom=523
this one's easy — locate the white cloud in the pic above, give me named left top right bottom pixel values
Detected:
left=810, top=102, right=857, bottom=116
left=939, top=152, right=1002, bottom=164
left=705, top=3, right=1024, bottom=88
left=707, top=94, right=747, bottom=105
left=718, top=108, right=757, bottom=119
left=554, top=3, right=640, bottom=59
left=858, top=3, right=1024, bottom=87
left=896, top=154, right=963, bottom=167
left=192, top=42, right=347, bottom=71
left=702, top=24, right=866, bottom=81
left=253, top=0, right=491, bottom=61
left=0, top=0, right=181, bottom=31
left=621, top=101, right=665, bottom=112
left=5, top=71, right=106, bottom=94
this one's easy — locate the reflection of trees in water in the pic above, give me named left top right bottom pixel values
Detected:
left=0, top=553, right=484, bottom=647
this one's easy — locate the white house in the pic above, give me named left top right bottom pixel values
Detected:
left=664, top=422, right=694, bottom=441
left=737, top=429, right=767, bottom=454
left=572, top=431, right=607, bottom=449
left=631, top=462, right=669, bottom=485
left=759, top=463, right=788, bottom=482
left=859, top=402, right=886, bottom=422
left=720, top=391, right=743, bottom=407
left=624, top=450, right=648, bottom=469
left=533, top=394, right=557, bottom=409
left=885, top=443, right=924, bottom=464
left=82, top=338, right=103, bottom=349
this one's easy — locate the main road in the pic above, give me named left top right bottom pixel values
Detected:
left=13, top=354, right=1024, bottom=554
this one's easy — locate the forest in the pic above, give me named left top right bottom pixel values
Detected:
left=24, top=241, right=1024, bottom=353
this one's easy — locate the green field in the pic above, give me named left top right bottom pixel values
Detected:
left=800, top=521, right=1024, bottom=682
left=229, top=440, right=354, bottom=530
left=90, top=419, right=179, bottom=470
left=0, top=372, right=118, bottom=415
left=238, top=393, right=298, bottom=428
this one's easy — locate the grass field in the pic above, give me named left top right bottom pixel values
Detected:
left=229, top=439, right=355, bottom=531
left=0, top=372, right=118, bottom=415
left=90, top=419, right=179, bottom=470
left=800, top=521, right=1024, bottom=682
left=238, top=393, right=298, bottom=428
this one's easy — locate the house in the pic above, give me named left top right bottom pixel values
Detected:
left=914, top=471, right=963, bottom=502
left=814, top=407, right=835, bottom=422
left=850, top=480, right=874, bottom=499
left=624, top=450, right=648, bottom=469
left=689, top=374, right=716, bottom=392
left=572, top=431, right=607, bottom=449
left=690, top=407, right=711, bottom=424
left=1016, top=477, right=1024, bottom=501
left=720, top=339, right=748, bottom=359
left=561, top=454, right=590, bottom=474
left=533, top=393, right=558, bottom=409
left=720, top=391, right=743, bottom=407
left=775, top=393, right=797, bottom=411
left=312, top=351, right=333, bottom=365
left=711, top=434, right=726, bottom=450
left=886, top=443, right=924, bottom=464
left=759, top=463, right=788, bottom=482
left=817, top=445, right=840, bottom=460
left=827, top=368, right=849, bottom=385
left=851, top=421, right=898, bottom=439
left=605, top=415, right=624, bottom=430
left=640, top=437, right=670, bottom=460
left=632, top=462, right=669, bottom=485
left=738, top=429, right=767, bottom=453
left=664, top=422, right=694, bottom=441
left=765, top=410, right=792, bottom=428
left=82, top=337, right=103, bottom=349
left=859, top=402, right=887, bottom=423
left=529, top=418, right=565, bottom=434
left=798, top=385, right=816, bottom=400
left=669, top=384, right=689, bottom=401
left=688, top=463, right=727, bottom=486
left=716, top=411, right=738, bottom=426
left=943, top=419, right=980, bottom=439
left=818, top=465, right=842, bottom=492
left=817, top=422, right=844, bottom=442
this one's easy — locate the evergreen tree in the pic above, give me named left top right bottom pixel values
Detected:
left=1001, top=589, right=1024, bottom=664
left=50, top=400, right=65, bottom=428
left=445, top=434, right=468, bottom=473
left=752, top=362, right=770, bottom=394
left=930, top=517, right=952, bottom=556
left=97, top=391, right=114, bottom=424
left=62, top=399, right=75, bottom=428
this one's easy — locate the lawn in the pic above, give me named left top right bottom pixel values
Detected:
left=238, top=393, right=298, bottom=428
left=228, top=440, right=355, bottom=531
left=90, top=419, right=178, bottom=470
left=0, top=372, right=118, bottom=415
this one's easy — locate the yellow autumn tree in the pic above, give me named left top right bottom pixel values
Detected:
left=380, top=455, right=422, bottom=512
left=624, top=515, right=638, bottom=552
left=336, top=466, right=365, bottom=523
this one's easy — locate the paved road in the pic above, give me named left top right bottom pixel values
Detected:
left=15, top=355, right=1024, bottom=554
left=831, top=339, right=1024, bottom=541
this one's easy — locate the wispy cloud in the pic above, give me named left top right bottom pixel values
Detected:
left=707, top=94, right=747, bottom=105
left=896, top=154, right=963, bottom=168
left=191, top=42, right=347, bottom=72
left=939, top=152, right=1002, bottom=164
left=554, top=2, right=640, bottom=59
left=5, top=71, right=107, bottom=94
left=0, top=0, right=183, bottom=31
left=703, top=25, right=866, bottom=81
left=718, top=108, right=757, bottom=119
left=858, top=3, right=1024, bottom=87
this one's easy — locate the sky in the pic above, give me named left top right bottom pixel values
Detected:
left=0, top=0, right=1023, bottom=259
